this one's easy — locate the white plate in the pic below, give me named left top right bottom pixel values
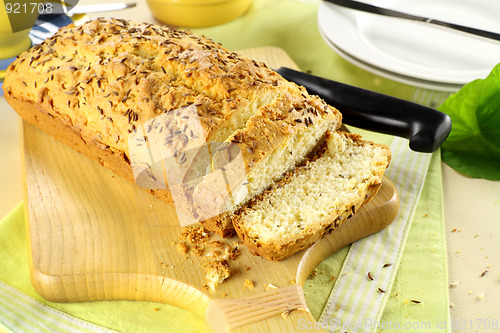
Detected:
left=319, top=26, right=463, bottom=92
left=318, top=0, right=500, bottom=87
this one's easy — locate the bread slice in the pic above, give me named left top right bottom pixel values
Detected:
left=231, top=131, right=391, bottom=261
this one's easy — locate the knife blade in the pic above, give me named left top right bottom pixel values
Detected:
left=325, top=0, right=500, bottom=43
left=276, top=67, right=451, bottom=153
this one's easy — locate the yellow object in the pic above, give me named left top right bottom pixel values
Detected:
left=146, top=0, right=252, bottom=27
left=0, top=0, right=40, bottom=59
left=0, top=30, right=31, bottom=60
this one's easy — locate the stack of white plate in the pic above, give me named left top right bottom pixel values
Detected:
left=318, top=0, right=500, bottom=92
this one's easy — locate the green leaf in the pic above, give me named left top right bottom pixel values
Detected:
left=438, top=63, right=500, bottom=180
left=441, top=150, right=500, bottom=181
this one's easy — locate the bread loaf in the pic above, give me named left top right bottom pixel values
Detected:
left=231, top=131, right=391, bottom=261
left=4, top=18, right=342, bottom=236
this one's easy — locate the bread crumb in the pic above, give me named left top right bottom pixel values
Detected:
left=153, top=307, right=159, bottom=312
left=178, top=225, right=241, bottom=289
left=266, top=283, right=278, bottom=291
left=477, top=292, right=485, bottom=300
left=244, top=279, right=254, bottom=289
left=192, top=244, right=205, bottom=256
left=177, top=242, right=189, bottom=254
left=179, top=226, right=211, bottom=243
left=203, top=259, right=230, bottom=290
left=449, top=280, right=459, bottom=287
left=281, top=309, right=293, bottom=319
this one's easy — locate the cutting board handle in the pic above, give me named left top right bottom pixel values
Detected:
left=206, top=284, right=313, bottom=332
left=297, top=176, right=400, bottom=285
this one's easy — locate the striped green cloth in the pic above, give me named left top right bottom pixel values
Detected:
left=0, top=281, right=114, bottom=333
left=305, top=136, right=450, bottom=332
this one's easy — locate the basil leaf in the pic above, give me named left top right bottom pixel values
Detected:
left=438, top=63, right=500, bottom=180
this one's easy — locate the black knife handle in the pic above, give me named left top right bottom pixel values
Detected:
left=277, top=67, right=451, bottom=153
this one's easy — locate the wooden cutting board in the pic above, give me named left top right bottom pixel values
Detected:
left=21, top=47, right=399, bottom=332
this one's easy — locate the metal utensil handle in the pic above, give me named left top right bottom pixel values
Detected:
left=325, top=0, right=500, bottom=42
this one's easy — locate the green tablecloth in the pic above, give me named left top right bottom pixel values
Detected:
left=0, top=1, right=450, bottom=332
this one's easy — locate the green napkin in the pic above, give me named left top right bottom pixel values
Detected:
left=0, top=0, right=450, bottom=332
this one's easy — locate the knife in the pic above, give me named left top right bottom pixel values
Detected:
left=276, top=67, right=451, bottom=153
left=325, top=0, right=500, bottom=43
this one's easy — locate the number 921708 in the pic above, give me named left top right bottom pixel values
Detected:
left=5, top=2, right=53, bottom=15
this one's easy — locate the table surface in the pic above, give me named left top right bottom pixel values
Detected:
left=1, top=0, right=499, bottom=327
